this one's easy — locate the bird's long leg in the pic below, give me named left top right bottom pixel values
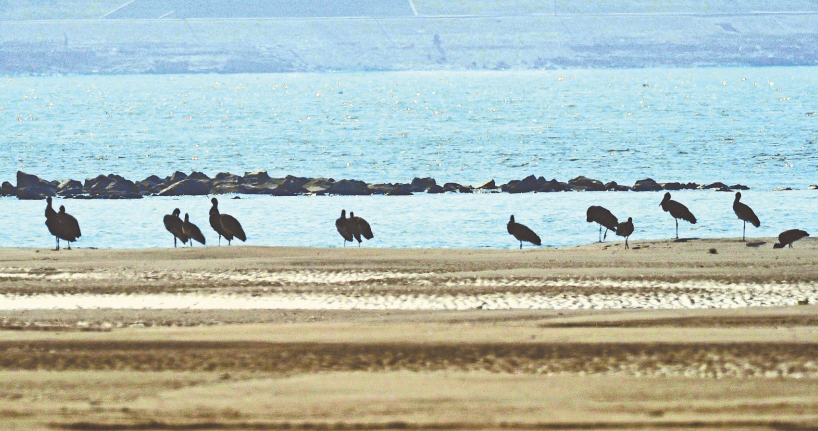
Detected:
left=598, top=225, right=602, bottom=242
left=54, top=237, right=60, bottom=251
left=742, top=221, right=746, bottom=242
left=519, top=240, right=523, bottom=250
left=218, top=235, right=221, bottom=246
left=675, top=219, right=679, bottom=240
left=625, top=237, right=629, bottom=249
left=603, top=228, right=608, bottom=241
left=67, top=241, right=71, bottom=250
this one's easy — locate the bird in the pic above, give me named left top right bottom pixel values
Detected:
left=209, top=197, right=246, bottom=246
left=586, top=205, right=618, bottom=242
left=163, top=208, right=188, bottom=247
left=773, top=229, right=809, bottom=249
left=507, top=215, right=541, bottom=249
left=183, top=213, right=206, bottom=246
left=660, top=192, right=697, bottom=240
left=45, top=197, right=81, bottom=250
left=336, top=209, right=354, bottom=246
left=346, top=212, right=374, bottom=247
left=733, top=192, right=760, bottom=241
left=615, top=217, right=634, bottom=249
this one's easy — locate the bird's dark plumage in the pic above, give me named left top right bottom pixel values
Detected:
left=336, top=209, right=354, bottom=246
left=773, top=229, right=809, bottom=249
left=615, top=217, right=634, bottom=249
left=586, top=205, right=618, bottom=242
left=345, top=212, right=373, bottom=247
left=209, top=198, right=245, bottom=245
left=163, top=208, right=188, bottom=247
left=45, top=198, right=81, bottom=250
left=660, top=192, right=696, bottom=239
left=507, top=215, right=541, bottom=249
left=183, top=213, right=206, bottom=246
left=733, top=192, right=760, bottom=241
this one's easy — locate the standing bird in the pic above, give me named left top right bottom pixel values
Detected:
left=163, top=208, right=188, bottom=247
left=586, top=206, right=618, bottom=242
left=57, top=206, right=81, bottom=250
left=209, top=198, right=246, bottom=246
left=773, top=229, right=809, bottom=249
left=183, top=213, right=206, bottom=246
left=615, top=217, right=635, bottom=249
left=45, top=197, right=82, bottom=250
left=507, top=215, right=541, bottom=249
left=732, top=192, right=760, bottom=241
left=660, top=192, right=697, bottom=240
left=346, top=212, right=374, bottom=247
left=336, top=209, right=354, bottom=247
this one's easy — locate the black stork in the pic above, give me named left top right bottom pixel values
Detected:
left=733, top=192, right=760, bottom=241
left=586, top=205, right=618, bottom=242
left=507, top=215, right=541, bottom=249
left=660, top=192, right=697, bottom=240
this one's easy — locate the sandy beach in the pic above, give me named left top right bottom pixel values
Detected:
left=1, top=238, right=817, bottom=430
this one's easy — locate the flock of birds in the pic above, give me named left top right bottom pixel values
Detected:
left=507, top=191, right=810, bottom=250
left=44, top=192, right=809, bottom=251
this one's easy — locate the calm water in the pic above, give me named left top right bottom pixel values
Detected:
left=1, top=68, right=817, bottom=249
left=2, top=68, right=817, bottom=189
left=1, top=190, right=816, bottom=249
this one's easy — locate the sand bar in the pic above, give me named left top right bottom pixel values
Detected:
left=1, top=239, right=817, bottom=430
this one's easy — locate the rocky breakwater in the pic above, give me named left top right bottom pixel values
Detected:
left=4, top=170, right=756, bottom=200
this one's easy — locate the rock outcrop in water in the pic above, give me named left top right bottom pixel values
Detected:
left=1, top=170, right=766, bottom=200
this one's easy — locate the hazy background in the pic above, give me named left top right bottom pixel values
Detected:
left=1, top=0, right=817, bottom=73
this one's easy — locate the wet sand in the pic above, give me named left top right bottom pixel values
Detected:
left=1, top=238, right=818, bottom=429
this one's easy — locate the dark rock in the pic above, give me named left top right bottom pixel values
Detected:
left=137, top=175, right=165, bottom=194
left=282, top=175, right=312, bottom=188
left=808, top=185, right=818, bottom=190
left=276, top=177, right=309, bottom=195
left=85, top=174, right=141, bottom=198
left=605, top=181, right=630, bottom=192
left=568, top=176, right=605, bottom=191
left=476, top=179, right=497, bottom=190
left=0, top=181, right=17, bottom=197
left=157, top=179, right=210, bottom=196
left=16, top=171, right=56, bottom=200
left=632, top=178, right=662, bottom=192
left=238, top=183, right=296, bottom=196
left=681, top=182, right=700, bottom=190
left=700, top=182, right=729, bottom=190
left=188, top=171, right=211, bottom=181
left=386, top=183, right=414, bottom=195
left=327, top=179, right=372, bottom=195
left=57, top=180, right=83, bottom=197
left=541, top=179, right=570, bottom=192
left=427, top=184, right=445, bottom=194
left=210, top=172, right=243, bottom=195
left=729, top=184, right=750, bottom=190
left=773, top=186, right=794, bottom=191
left=214, top=172, right=243, bottom=183
left=443, top=182, right=473, bottom=193
left=303, top=178, right=334, bottom=194
left=243, top=170, right=271, bottom=185
left=660, top=182, right=684, bottom=191
left=166, top=171, right=188, bottom=184
left=410, top=177, right=436, bottom=192
left=506, top=175, right=541, bottom=193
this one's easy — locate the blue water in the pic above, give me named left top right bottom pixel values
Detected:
left=1, top=68, right=817, bottom=249
left=2, top=68, right=817, bottom=189
left=1, top=190, right=816, bottom=249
